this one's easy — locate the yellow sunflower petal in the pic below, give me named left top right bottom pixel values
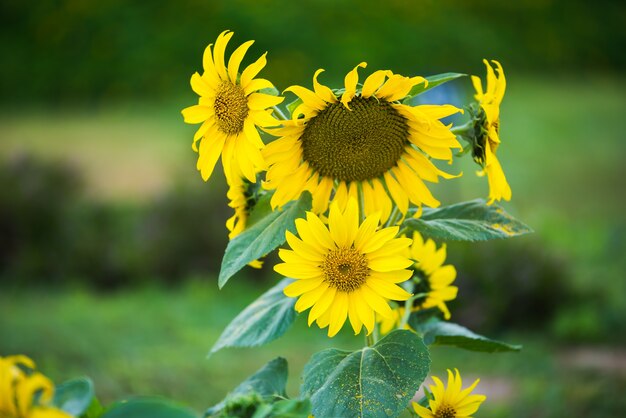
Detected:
left=341, top=62, right=367, bottom=109
left=227, top=39, right=254, bottom=83
left=240, top=52, right=267, bottom=88
left=328, top=292, right=349, bottom=337
left=213, top=30, right=233, bottom=80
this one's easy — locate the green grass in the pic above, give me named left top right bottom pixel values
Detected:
left=1, top=280, right=625, bottom=417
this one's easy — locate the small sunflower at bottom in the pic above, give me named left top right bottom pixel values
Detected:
left=274, top=198, right=414, bottom=337
left=413, top=368, right=486, bottom=418
left=0, top=355, right=72, bottom=418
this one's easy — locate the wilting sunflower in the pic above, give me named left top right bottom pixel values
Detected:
left=274, top=199, right=414, bottom=337
left=226, top=167, right=263, bottom=268
left=409, top=232, right=458, bottom=319
left=181, top=30, right=283, bottom=183
left=263, top=63, right=462, bottom=222
left=471, top=59, right=511, bottom=204
left=413, top=369, right=486, bottom=418
left=0, top=355, right=71, bottom=418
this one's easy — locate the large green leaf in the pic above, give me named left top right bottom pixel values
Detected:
left=301, top=330, right=430, bottom=418
left=218, top=192, right=312, bottom=288
left=209, top=279, right=297, bottom=355
left=403, top=72, right=466, bottom=103
left=206, top=357, right=289, bottom=417
left=53, top=377, right=95, bottom=416
left=101, top=398, right=197, bottom=418
left=252, top=399, right=312, bottom=418
left=418, top=318, right=521, bottom=353
left=403, top=199, right=532, bottom=242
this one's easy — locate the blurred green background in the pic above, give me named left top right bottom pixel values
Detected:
left=1, top=0, right=625, bottom=417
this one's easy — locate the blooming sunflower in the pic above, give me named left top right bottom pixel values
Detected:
left=471, top=59, right=511, bottom=204
left=181, top=30, right=284, bottom=183
left=413, top=369, right=486, bottom=418
left=263, top=63, right=462, bottom=222
left=409, top=232, right=458, bottom=319
left=0, top=355, right=72, bottom=418
left=274, top=198, right=414, bottom=337
left=226, top=167, right=263, bottom=268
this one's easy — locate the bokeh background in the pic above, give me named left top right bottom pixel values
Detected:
left=1, top=1, right=625, bottom=416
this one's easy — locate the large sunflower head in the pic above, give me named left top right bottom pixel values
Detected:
left=409, top=232, right=457, bottom=319
left=413, top=369, right=486, bottom=418
left=0, top=355, right=71, bottom=418
left=263, top=63, right=463, bottom=222
left=274, top=198, right=414, bottom=337
left=181, top=30, right=284, bottom=183
left=471, top=59, right=511, bottom=204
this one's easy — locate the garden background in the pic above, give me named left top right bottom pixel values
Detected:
left=1, top=1, right=625, bottom=416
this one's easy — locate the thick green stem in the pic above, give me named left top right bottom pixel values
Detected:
left=272, top=105, right=289, bottom=121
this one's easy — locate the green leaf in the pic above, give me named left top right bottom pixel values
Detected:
left=301, top=330, right=430, bottom=418
left=101, top=398, right=197, bottom=418
left=206, top=357, right=289, bottom=417
left=260, top=86, right=280, bottom=97
left=252, top=399, right=312, bottom=418
left=246, top=192, right=273, bottom=227
left=209, top=279, right=297, bottom=355
left=53, top=378, right=95, bottom=416
left=218, top=192, right=312, bottom=288
left=403, top=199, right=532, bottom=242
left=418, top=319, right=521, bottom=353
left=403, top=72, right=466, bottom=103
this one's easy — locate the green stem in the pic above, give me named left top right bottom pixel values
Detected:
left=385, top=206, right=400, bottom=228
left=272, top=105, right=289, bottom=121
left=366, top=332, right=375, bottom=347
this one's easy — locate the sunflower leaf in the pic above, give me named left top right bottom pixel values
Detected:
left=403, top=199, right=532, bottom=242
left=52, top=377, right=95, bottom=416
left=205, top=357, right=289, bottom=417
left=417, top=318, right=522, bottom=353
left=219, top=192, right=312, bottom=288
left=209, top=279, right=297, bottom=355
left=403, top=72, right=466, bottom=102
left=101, top=398, right=197, bottom=418
left=301, top=330, right=430, bottom=418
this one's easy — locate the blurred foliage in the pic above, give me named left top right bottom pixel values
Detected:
left=1, top=0, right=624, bottom=103
left=0, top=154, right=590, bottom=341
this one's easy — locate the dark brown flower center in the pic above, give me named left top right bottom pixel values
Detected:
left=322, top=246, right=369, bottom=292
left=436, top=404, right=456, bottom=418
left=300, top=96, right=410, bottom=182
left=214, top=81, right=248, bottom=134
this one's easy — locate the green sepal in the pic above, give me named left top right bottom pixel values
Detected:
left=218, top=192, right=312, bottom=288
left=416, top=318, right=522, bottom=353
left=286, top=97, right=303, bottom=118
left=209, top=279, right=297, bottom=355
left=403, top=72, right=466, bottom=104
left=403, top=199, right=532, bottom=242
left=205, top=357, right=289, bottom=417
left=53, top=377, right=95, bottom=417
left=301, top=330, right=430, bottom=418
left=101, top=398, right=197, bottom=418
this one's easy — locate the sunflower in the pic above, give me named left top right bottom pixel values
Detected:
left=471, top=59, right=511, bottom=204
left=0, top=355, right=71, bottom=418
left=263, top=63, right=462, bottom=222
left=181, top=30, right=284, bottom=183
left=413, top=369, right=486, bottom=418
left=409, top=232, right=458, bottom=319
left=226, top=167, right=263, bottom=268
left=274, top=198, right=414, bottom=337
